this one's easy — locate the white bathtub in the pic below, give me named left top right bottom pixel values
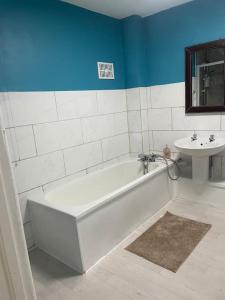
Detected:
left=29, top=159, right=175, bottom=273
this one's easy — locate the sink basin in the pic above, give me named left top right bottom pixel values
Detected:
left=174, top=136, right=225, bottom=184
left=174, top=137, right=225, bottom=157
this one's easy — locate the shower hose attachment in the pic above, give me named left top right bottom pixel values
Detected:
left=155, top=155, right=180, bottom=181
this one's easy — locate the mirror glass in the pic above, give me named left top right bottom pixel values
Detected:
left=191, top=48, right=224, bottom=107
left=185, top=39, right=225, bottom=113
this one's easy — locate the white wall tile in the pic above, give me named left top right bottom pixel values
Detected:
left=130, top=133, right=143, bottom=153
left=6, top=126, right=36, bottom=162
left=147, top=87, right=152, bottom=108
left=8, top=92, right=58, bottom=126
left=0, top=93, right=6, bottom=128
left=140, top=88, right=148, bottom=109
left=172, top=107, right=221, bottom=131
left=148, top=131, right=154, bottom=151
left=34, top=119, right=83, bottom=154
left=151, top=82, right=185, bottom=108
left=128, top=111, right=142, bottom=132
left=126, top=88, right=140, bottom=111
left=141, top=110, right=148, bottom=131
left=14, top=151, right=65, bottom=193
left=63, top=141, right=102, bottom=175
left=5, top=128, right=19, bottom=162
left=142, top=131, right=150, bottom=153
left=82, top=112, right=128, bottom=143
left=97, top=90, right=126, bottom=114
left=148, top=108, right=172, bottom=130
left=19, top=187, right=44, bottom=223
left=82, top=115, right=107, bottom=143
left=15, top=126, right=36, bottom=159
left=102, top=134, right=129, bottom=161
left=0, top=93, right=13, bottom=128
left=55, top=91, right=98, bottom=120
left=114, top=112, right=128, bottom=135
left=152, top=131, right=192, bottom=152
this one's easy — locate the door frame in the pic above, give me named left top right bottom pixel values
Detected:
left=0, top=125, right=37, bottom=300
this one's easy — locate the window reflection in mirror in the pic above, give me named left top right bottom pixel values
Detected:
left=185, top=39, right=225, bottom=113
left=192, top=48, right=224, bottom=107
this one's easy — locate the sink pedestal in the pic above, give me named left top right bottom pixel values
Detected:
left=192, top=156, right=209, bottom=184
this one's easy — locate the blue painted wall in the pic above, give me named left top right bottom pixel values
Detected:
left=0, top=0, right=125, bottom=91
left=144, top=0, right=225, bottom=86
left=122, top=16, right=148, bottom=89
left=1, top=0, right=225, bottom=91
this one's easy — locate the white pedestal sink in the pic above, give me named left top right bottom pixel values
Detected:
left=174, top=136, right=225, bottom=184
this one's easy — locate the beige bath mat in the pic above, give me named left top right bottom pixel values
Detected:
left=126, top=212, right=211, bottom=272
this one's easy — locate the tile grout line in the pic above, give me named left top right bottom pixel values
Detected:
left=61, top=149, right=67, bottom=177
left=171, top=107, right=173, bottom=131
left=125, top=89, right=132, bottom=154
left=53, top=91, right=60, bottom=121
left=31, top=125, right=38, bottom=156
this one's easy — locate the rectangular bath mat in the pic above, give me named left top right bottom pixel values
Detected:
left=126, top=212, right=211, bottom=272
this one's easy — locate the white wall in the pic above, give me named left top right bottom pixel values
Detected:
left=126, top=87, right=150, bottom=154
left=0, top=90, right=129, bottom=249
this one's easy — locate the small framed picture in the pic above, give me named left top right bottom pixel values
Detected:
left=97, top=62, right=115, bottom=79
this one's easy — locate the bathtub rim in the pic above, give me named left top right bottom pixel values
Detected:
left=28, top=159, right=172, bottom=221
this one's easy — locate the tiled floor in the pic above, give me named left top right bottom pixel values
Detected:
left=30, top=194, right=225, bottom=300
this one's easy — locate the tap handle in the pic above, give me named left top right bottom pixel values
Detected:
left=209, top=134, right=215, bottom=142
left=191, top=132, right=197, bottom=141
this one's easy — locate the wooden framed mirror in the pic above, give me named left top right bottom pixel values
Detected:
left=185, top=39, right=225, bottom=113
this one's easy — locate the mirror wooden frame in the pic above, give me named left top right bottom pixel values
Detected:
left=185, top=39, right=225, bottom=113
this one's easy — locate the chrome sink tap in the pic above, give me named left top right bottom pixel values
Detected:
left=191, top=132, right=197, bottom=141
left=209, top=134, right=215, bottom=142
